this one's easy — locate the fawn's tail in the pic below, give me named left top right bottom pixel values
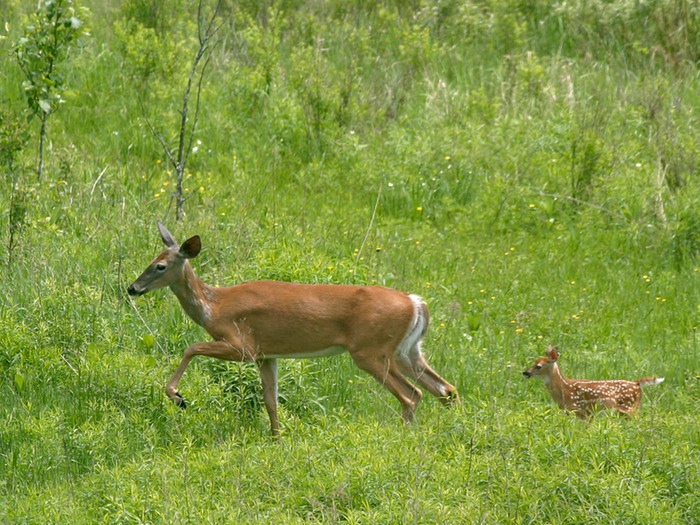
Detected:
left=638, top=377, right=665, bottom=387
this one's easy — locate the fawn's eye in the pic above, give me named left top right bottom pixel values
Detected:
left=535, top=365, right=542, bottom=370
left=155, top=263, right=167, bottom=272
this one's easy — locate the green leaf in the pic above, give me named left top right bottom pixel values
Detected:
left=38, top=99, right=51, bottom=113
left=14, top=371, right=25, bottom=391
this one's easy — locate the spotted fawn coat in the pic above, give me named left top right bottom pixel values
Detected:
left=523, top=344, right=663, bottom=418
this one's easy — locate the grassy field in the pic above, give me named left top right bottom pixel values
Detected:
left=1, top=1, right=699, bottom=523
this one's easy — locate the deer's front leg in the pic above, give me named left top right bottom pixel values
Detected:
left=257, top=358, right=280, bottom=436
left=165, top=340, right=257, bottom=408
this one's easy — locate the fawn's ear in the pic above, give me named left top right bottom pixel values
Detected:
left=546, top=344, right=559, bottom=361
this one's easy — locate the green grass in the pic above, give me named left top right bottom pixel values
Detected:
left=1, top=0, right=700, bottom=523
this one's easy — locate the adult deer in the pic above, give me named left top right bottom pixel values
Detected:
left=523, top=344, right=663, bottom=419
left=127, top=222, right=459, bottom=435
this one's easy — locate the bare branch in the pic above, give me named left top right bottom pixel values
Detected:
left=178, top=6, right=223, bottom=170
left=139, top=94, right=177, bottom=170
left=199, top=0, right=225, bottom=45
left=172, top=0, right=223, bottom=219
left=185, top=50, right=215, bottom=164
left=136, top=0, right=223, bottom=220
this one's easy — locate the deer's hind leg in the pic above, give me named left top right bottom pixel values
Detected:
left=395, top=341, right=459, bottom=407
left=350, top=347, right=424, bottom=424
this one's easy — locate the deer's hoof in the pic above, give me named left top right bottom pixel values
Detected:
left=174, top=392, right=187, bottom=409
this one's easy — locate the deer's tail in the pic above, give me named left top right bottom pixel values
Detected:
left=638, top=377, right=665, bottom=387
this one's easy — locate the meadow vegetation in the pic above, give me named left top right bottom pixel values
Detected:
left=1, top=0, right=699, bottom=523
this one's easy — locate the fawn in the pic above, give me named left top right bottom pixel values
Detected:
left=523, top=344, right=663, bottom=418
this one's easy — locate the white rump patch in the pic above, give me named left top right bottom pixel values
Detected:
left=395, top=294, right=428, bottom=363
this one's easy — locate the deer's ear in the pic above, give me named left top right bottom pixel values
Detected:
left=158, top=221, right=178, bottom=247
left=546, top=344, right=559, bottom=361
left=180, top=235, right=201, bottom=259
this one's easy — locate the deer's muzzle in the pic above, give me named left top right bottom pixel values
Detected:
left=127, top=284, right=147, bottom=296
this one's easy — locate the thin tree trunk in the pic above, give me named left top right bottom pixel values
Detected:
left=38, top=113, right=48, bottom=180
left=8, top=183, right=18, bottom=268
left=655, top=158, right=668, bottom=227
left=176, top=165, right=186, bottom=220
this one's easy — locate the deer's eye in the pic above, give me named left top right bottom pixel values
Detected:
left=155, top=263, right=167, bottom=272
left=535, top=365, right=542, bottom=370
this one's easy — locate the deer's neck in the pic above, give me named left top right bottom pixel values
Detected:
left=170, top=262, right=215, bottom=327
left=544, top=364, right=571, bottom=409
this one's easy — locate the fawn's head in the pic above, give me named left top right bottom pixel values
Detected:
left=127, top=221, right=201, bottom=296
left=523, top=344, right=559, bottom=380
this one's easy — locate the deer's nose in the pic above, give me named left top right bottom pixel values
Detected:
left=127, top=284, right=145, bottom=296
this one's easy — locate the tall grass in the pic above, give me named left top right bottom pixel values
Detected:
left=1, top=0, right=699, bottom=523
